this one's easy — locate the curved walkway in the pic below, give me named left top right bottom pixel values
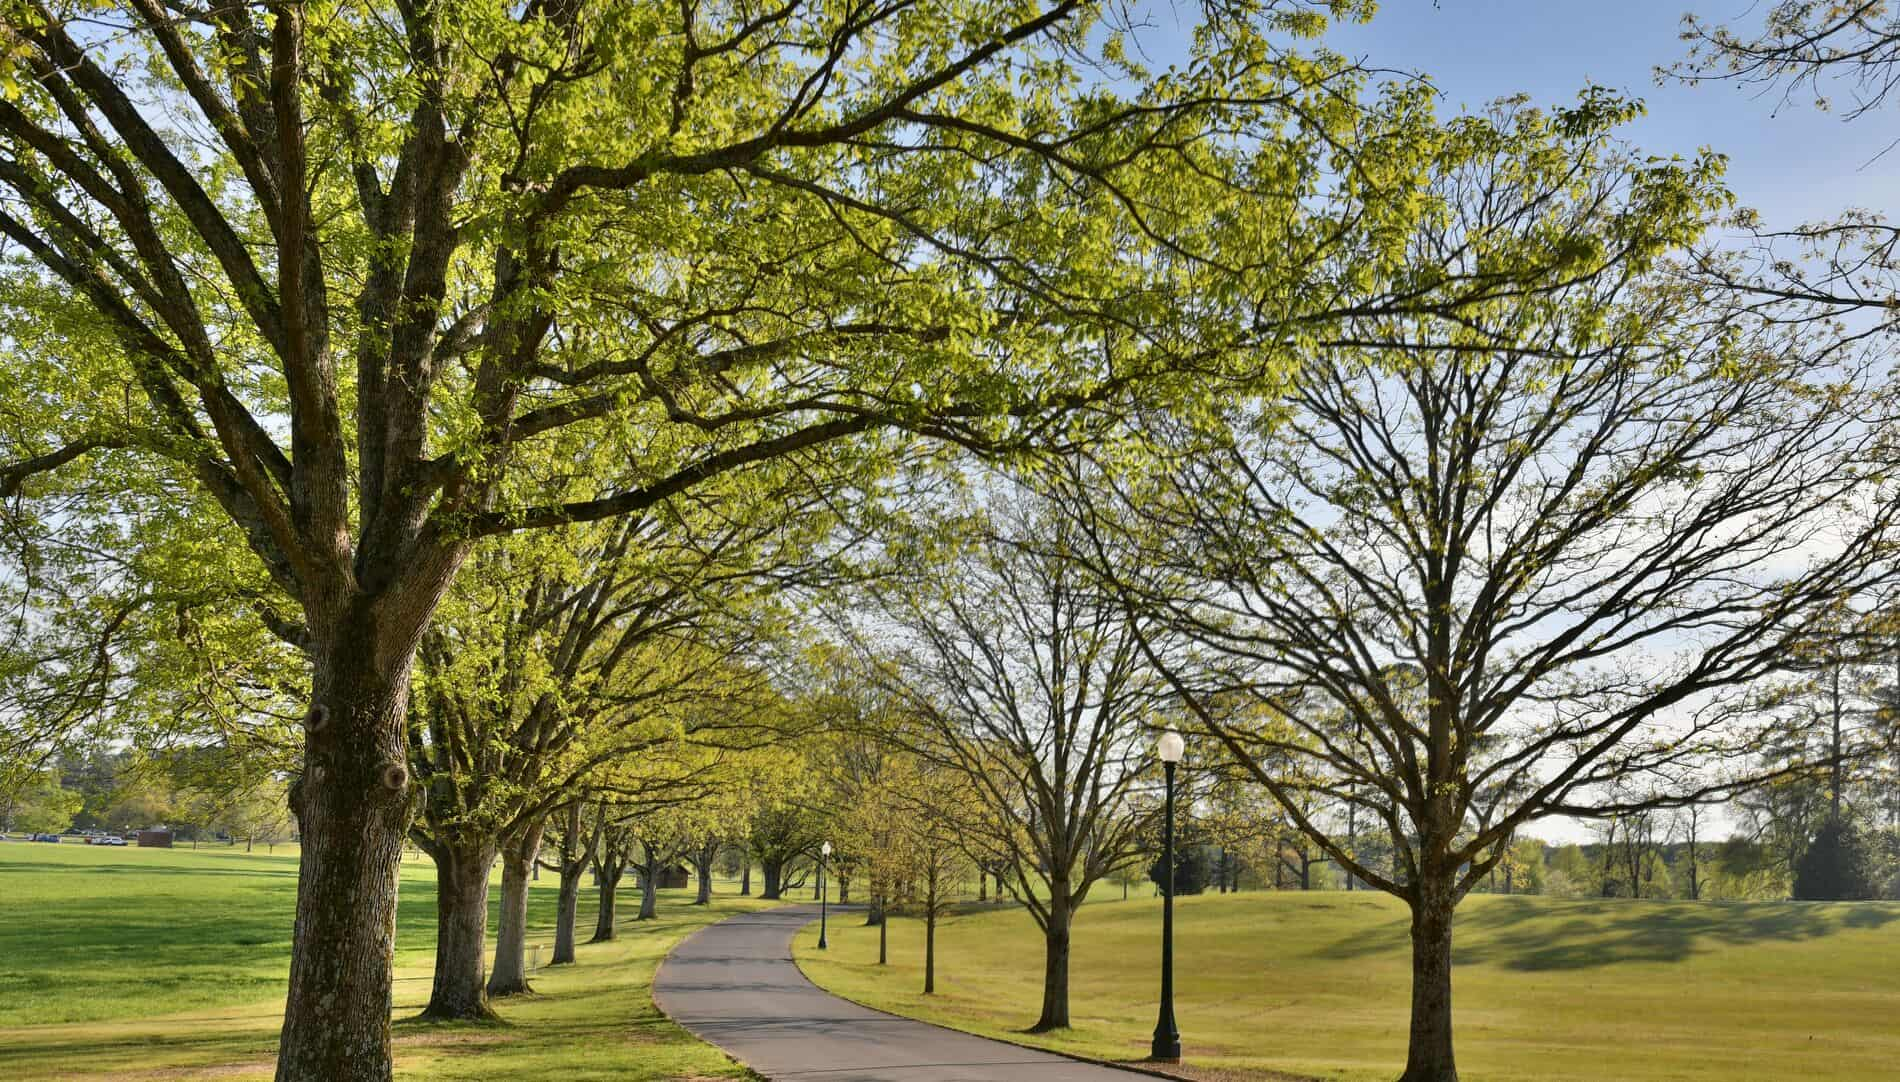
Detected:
left=654, top=904, right=1153, bottom=1081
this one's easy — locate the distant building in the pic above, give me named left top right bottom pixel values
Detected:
left=136, top=829, right=173, bottom=848
left=640, top=864, right=691, bottom=889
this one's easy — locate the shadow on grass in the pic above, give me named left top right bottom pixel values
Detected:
left=1314, top=895, right=1900, bottom=971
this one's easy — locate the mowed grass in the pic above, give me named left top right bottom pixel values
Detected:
left=794, top=890, right=1900, bottom=1082
left=0, top=840, right=766, bottom=1080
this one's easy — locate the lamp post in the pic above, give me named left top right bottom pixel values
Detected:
left=1152, top=729, right=1185, bottom=1063
left=818, top=840, right=833, bottom=950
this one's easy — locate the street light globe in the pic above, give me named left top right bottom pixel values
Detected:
left=1157, top=729, right=1186, bottom=764
left=821, top=840, right=833, bottom=857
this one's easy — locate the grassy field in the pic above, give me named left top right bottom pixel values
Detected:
left=794, top=889, right=1900, bottom=1082
left=0, top=840, right=765, bottom=1080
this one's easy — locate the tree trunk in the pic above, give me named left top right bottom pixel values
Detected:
left=761, top=857, right=783, bottom=899
left=878, top=896, right=888, bottom=965
left=276, top=634, right=419, bottom=1082
left=693, top=846, right=715, bottom=905
left=419, top=836, right=497, bottom=1020
left=552, top=861, right=585, bottom=965
left=488, top=820, right=543, bottom=998
left=978, top=870, right=987, bottom=901
left=1029, top=890, right=1072, bottom=1032
left=638, top=842, right=660, bottom=920
left=924, top=868, right=938, bottom=994
left=740, top=862, right=751, bottom=895
left=839, top=873, right=850, bottom=904
left=591, top=855, right=623, bottom=942
left=1400, top=883, right=1459, bottom=1082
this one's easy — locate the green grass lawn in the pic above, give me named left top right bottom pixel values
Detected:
left=0, top=840, right=765, bottom=1080
left=794, top=889, right=1900, bottom=1082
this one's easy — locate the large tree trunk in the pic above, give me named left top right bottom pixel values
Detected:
left=419, top=835, right=497, bottom=1020
left=761, top=857, right=783, bottom=899
left=1400, top=881, right=1459, bottom=1082
left=878, top=896, right=889, bottom=965
left=1029, top=889, right=1072, bottom=1032
left=487, top=820, right=544, bottom=998
left=740, top=862, right=751, bottom=895
left=276, top=631, right=421, bottom=1082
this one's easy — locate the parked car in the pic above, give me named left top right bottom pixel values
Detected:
left=98, top=835, right=128, bottom=846
left=30, top=833, right=61, bottom=843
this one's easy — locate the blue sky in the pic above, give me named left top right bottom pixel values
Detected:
left=1148, top=1, right=1894, bottom=230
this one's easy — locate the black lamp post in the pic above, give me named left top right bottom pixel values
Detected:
left=1151, top=729, right=1185, bottom=1063
left=818, top=840, right=833, bottom=950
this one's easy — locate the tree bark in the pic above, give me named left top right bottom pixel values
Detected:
left=488, top=819, right=543, bottom=998
left=419, top=835, right=497, bottom=1020
left=590, top=849, right=624, bottom=942
left=693, top=845, right=715, bottom=905
left=1029, top=890, right=1072, bottom=1031
left=740, top=862, right=751, bottom=895
left=1400, top=882, right=1459, bottom=1082
left=878, top=896, right=888, bottom=965
left=276, top=631, right=420, bottom=1082
left=761, top=857, right=783, bottom=899
left=924, top=869, right=938, bottom=994
left=549, top=803, right=591, bottom=966
left=552, top=860, right=585, bottom=964
left=638, top=841, right=660, bottom=920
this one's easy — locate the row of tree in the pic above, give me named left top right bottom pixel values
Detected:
left=5, top=3, right=1900, bottom=1082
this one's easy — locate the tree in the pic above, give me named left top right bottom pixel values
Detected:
left=589, top=813, right=636, bottom=944
left=540, top=800, right=599, bottom=966
left=843, top=487, right=1163, bottom=1031
left=837, top=747, right=974, bottom=986
left=749, top=800, right=825, bottom=902
left=217, top=779, right=295, bottom=852
left=1148, top=838, right=1211, bottom=897
left=0, top=768, right=80, bottom=833
left=1056, top=96, right=1900, bottom=1081
left=1794, top=815, right=1878, bottom=900
left=896, top=764, right=976, bottom=996
left=0, top=1, right=1358, bottom=1074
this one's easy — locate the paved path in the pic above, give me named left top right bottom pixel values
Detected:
left=654, top=904, right=1153, bottom=1081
